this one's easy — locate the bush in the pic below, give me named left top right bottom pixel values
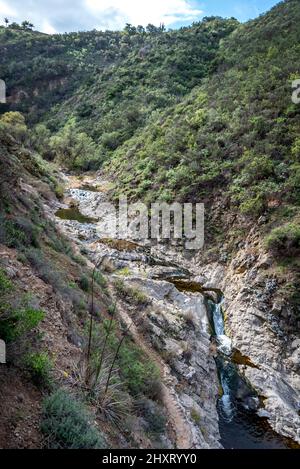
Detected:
left=0, top=217, right=40, bottom=249
left=41, top=389, right=106, bottom=449
left=118, top=340, right=161, bottom=398
left=94, top=270, right=107, bottom=288
left=50, top=119, right=98, bottom=170
left=265, top=223, right=300, bottom=258
left=25, top=248, right=62, bottom=289
left=24, top=351, right=53, bottom=388
left=190, top=407, right=201, bottom=426
left=114, top=279, right=150, bottom=307
left=0, top=307, right=44, bottom=342
left=79, top=275, right=90, bottom=292
left=0, top=268, right=12, bottom=294
left=137, top=398, right=167, bottom=435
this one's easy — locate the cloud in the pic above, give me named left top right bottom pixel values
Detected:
left=0, top=0, right=17, bottom=17
left=86, top=0, right=203, bottom=27
left=0, top=0, right=203, bottom=33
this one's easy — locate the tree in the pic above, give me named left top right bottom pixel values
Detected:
left=124, top=23, right=137, bottom=36
left=30, top=124, right=51, bottom=158
left=21, top=20, right=34, bottom=30
left=0, top=111, right=28, bottom=141
left=137, top=25, right=145, bottom=35
left=50, top=119, right=98, bottom=170
left=8, top=22, right=22, bottom=30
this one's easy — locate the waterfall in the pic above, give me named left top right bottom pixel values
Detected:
left=211, top=300, right=232, bottom=356
left=210, top=299, right=235, bottom=422
left=218, top=362, right=236, bottom=423
left=212, top=302, right=225, bottom=336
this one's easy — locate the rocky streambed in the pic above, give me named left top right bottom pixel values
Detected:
left=52, top=172, right=300, bottom=449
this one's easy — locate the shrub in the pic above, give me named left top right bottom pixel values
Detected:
left=79, top=275, right=90, bottom=292
left=117, top=267, right=131, bottom=276
left=24, top=351, right=53, bottom=388
left=41, top=389, right=106, bottom=449
left=137, top=398, right=167, bottom=435
left=94, top=270, right=107, bottom=288
left=0, top=217, right=40, bottom=249
left=118, top=340, right=161, bottom=398
left=0, top=268, right=12, bottom=294
left=292, top=137, right=300, bottom=161
left=0, top=218, right=26, bottom=248
left=190, top=407, right=201, bottom=426
left=265, top=223, right=300, bottom=258
left=107, top=303, right=117, bottom=316
left=130, top=289, right=149, bottom=307
left=0, top=307, right=44, bottom=342
left=114, top=279, right=150, bottom=307
left=0, top=112, right=28, bottom=141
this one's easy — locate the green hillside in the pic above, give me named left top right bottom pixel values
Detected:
left=107, top=0, right=300, bottom=215
left=0, top=17, right=238, bottom=165
left=1, top=0, right=300, bottom=451
left=1, top=1, right=299, bottom=259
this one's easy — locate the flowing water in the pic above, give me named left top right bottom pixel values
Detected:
left=55, top=178, right=298, bottom=449
left=208, top=300, right=296, bottom=449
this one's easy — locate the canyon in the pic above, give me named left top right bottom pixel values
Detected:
left=51, top=170, right=300, bottom=448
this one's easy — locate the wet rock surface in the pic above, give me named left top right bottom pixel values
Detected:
left=199, top=239, right=300, bottom=445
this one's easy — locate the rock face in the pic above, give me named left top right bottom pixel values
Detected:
left=54, top=172, right=300, bottom=447
left=198, top=235, right=300, bottom=444
left=54, top=174, right=222, bottom=449
left=124, top=277, right=221, bottom=448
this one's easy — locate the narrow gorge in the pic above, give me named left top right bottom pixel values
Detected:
left=1, top=0, right=300, bottom=452
left=52, top=171, right=300, bottom=448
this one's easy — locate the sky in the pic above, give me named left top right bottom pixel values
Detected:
left=0, top=0, right=281, bottom=34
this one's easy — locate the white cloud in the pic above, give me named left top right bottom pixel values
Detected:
left=0, top=0, right=203, bottom=33
left=0, top=0, right=17, bottom=17
left=86, top=0, right=203, bottom=27
left=41, top=20, right=57, bottom=34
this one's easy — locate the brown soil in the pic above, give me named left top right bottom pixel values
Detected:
left=0, top=245, right=82, bottom=448
left=0, top=367, right=42, bottom=449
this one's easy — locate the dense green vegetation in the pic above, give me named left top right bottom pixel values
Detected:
left=0, top=16, right=238, bottom=167
left=42, top=389, right=106, bottom=449
left=107, top=0, right=300, bottom=218
left=1, top=2, right=299, bottom=231
left=1, top=1, right=299, bottom=265
left=24, top=351, right=53, bottom=388
left=266, top=222, right=300, bottom=257
left=1, top=0, right=300, bottom=448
